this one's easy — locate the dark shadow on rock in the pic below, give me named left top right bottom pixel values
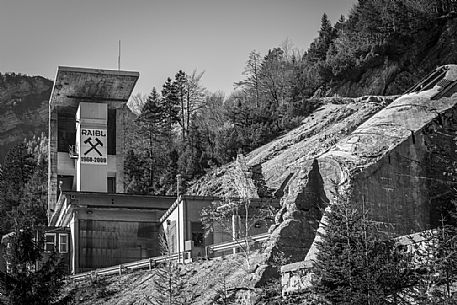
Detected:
left=249, top=163, right=274, bottom=198
left=258, top=159, right=329, bottom=286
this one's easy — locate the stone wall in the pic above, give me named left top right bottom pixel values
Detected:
left=280, top=261, right=313, bottom=297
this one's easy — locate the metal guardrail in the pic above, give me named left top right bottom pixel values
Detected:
left=69, top=233, right=271, bottom=281
left=206, top=232, right=270, bottom=257
left=69, top=253, right=181, bottom=281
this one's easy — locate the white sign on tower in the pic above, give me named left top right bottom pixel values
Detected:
left=79, top=128, right=107, bottom=165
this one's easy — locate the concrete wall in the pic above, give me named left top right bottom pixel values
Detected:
left=351, top=135, right=429, bottom=234
left=281, top=261, right=313, bottom=297
left=317, top=106, right=457, bottom=235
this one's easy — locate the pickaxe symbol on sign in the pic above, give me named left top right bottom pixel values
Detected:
left=84, top=137, right=103, bottom=156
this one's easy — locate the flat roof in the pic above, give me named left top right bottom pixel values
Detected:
left=49, top=66, right=139, bottom=111
left=62, top=191, right=175, bottom=210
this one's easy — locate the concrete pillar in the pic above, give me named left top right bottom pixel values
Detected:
left=115, top=107, right=126, bottom=193
left=48, top=105, right=59, bottom=218
left=70, top=213, right=80, bottom=274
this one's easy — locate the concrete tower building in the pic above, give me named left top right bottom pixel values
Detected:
left=47, top=67, right=174, bottom=273
left=48, top=66, right=138, bottom=214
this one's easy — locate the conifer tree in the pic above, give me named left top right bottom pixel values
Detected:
left=415, top=200, right=457, bottom=304
left=0, top=208, right=64, bottom=305
left=149, top=234, right=185, bottom=305
left=312, top=190, right=417, bottom=304
left=135, top=88, right=168, bottom=192
left=161, top=77, right=180, bottom=137
left=0, top=143, right=37, bottom=236
left=173, top=70, right=188, bottom=140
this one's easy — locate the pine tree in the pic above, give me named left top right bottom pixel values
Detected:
left=434, top=205, right=457, bottom=299
left=312, top=190, right=417, bottom=304
left=161, top=77, right=180, bottom=138
left=308, top=14, right=336, bottom=62
left=0, top=143, right=37, bottom=236
left=0, top=209, right=64, bottom=305
left=415, top=200, right=457, bottom=303
left=135, top=88, right=169, bottom=193
left=149, top=234, right=185, bottom=305
left=173, top=70, right=188, bottom=140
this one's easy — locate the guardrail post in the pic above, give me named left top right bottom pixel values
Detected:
left=119, top=264, right=122, bottom=275
left=148, top=258, right=152, bottom=270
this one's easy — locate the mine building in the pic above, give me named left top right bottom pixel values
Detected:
left=0, top=65, right=279, bottom=275
left=160, top=194, right=280, bottom=259
left=44, top=66, right=278, bottom=274
left=46, top=66, right=177, bottom=273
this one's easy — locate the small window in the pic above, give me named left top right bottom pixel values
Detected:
left=192, top=232, right=204, bottom=247
left=58, top=175, right=74, bottom=192
left=59, top=234, right=69, bottom=253
left=107, top=177, right=116, bottom=194
left=44, top=233, right=56, bottom=252
left=107, top=108, right=116, bottom=155
left=57, top=113, right=76, bottom=152
left=191, top=222, right=204, bottom=247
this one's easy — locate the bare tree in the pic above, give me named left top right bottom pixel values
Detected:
left=201, top=154, right=275, bottom=269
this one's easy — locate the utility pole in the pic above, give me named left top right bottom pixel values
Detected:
left=118, top=40, right=121, bottom=71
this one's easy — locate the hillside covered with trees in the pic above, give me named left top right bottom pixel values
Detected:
left=1, top=0, right=457, bottom=304
left=124, top=0, right=457, bottom=196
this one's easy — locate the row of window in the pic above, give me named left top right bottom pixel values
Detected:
left=45, top=233, right=69, bottom=253
left=57, top=109, right=117, bottom=154
left=57, top=176, right=117, bottom=193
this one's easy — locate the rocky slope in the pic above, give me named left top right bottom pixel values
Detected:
left=187, top=96, right=397, bottom=279
left=188, top=96, right=396, bottom=200
left=66, top=95, right=398, bottom=304
left=0, top=74, right=52, bottom=160
left=326, top=17, right=457, bottom=98
left=65, top=251, right=267, bottom=305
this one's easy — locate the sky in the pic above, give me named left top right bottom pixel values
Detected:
left=0, top=0, right=356, bottom=97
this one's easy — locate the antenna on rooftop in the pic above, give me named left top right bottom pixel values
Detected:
left=118, top=40, right=121, bottom=71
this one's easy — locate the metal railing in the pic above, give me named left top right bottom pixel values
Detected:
left=205, top=232, right=270, bottom=257
left=69, top=252, right=182, bottom=281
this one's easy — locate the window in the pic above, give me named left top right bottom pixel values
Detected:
left=59, top=234, right=69, bottom=253
left=58, top=175, right=74, bottom=192
left=107, top=177, right=116, bottom=193
left=44, top=233, right=56, bottom=252
left=107, top=108, right=116, bottom=155
left=57, top=113, right=76, bottom=152
left=191, top=222, right=204, bottom=247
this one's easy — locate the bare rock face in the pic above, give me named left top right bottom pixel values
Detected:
left=188, top=96, right=395, bottom=280
left=0, top=74, right=53, bottom=159
left=188, top=96, right=394, bottom=197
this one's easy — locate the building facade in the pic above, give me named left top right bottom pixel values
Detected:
left=160, top=195, right=280, bottom=259
left=47, top=66, right=175, bottom=273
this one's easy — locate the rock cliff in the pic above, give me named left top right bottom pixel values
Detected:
left=189, top=65, right=457, bottom=287
left=0, top=74, right=53, bottom=160
left=188, top=95, right=397, bottom=263
left=326, top=17, right=457, bottom=98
